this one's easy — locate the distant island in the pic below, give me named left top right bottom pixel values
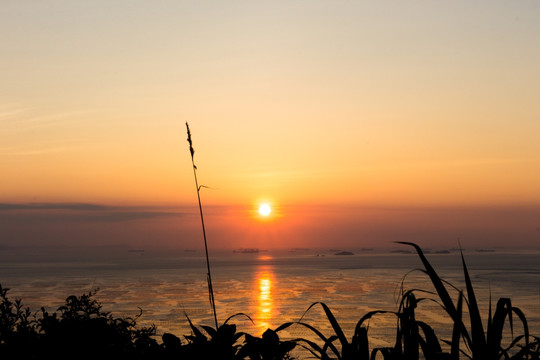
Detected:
left=390, top=249, right=413, bottom=254
left=434, top=250, right=451, bottom=254
left=290, top=248, right=311, bottom=253
left=233, top=248, right=259, bottom=253
left=335, top=251, right=354, bottom=256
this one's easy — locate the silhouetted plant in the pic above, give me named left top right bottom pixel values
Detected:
left=287, top=301, right=374, bottom=360
left=181, top=313, right=249, bottom=360
left=0, top=284, right=39, bottom=359
left=284, top=243, right=540, bottom=360
left=238, top=326, right=297, bottom=360
left=0, top=285, right=162, bottom=360
left=38, top=288, right=160, bottom=359
left=291, top=300, right=436, bottom=360
left=398, top=242, right=540, bottom=360
left=161, top=331, right=183, bottom=358
left=186, top=121, right=219, bottom=329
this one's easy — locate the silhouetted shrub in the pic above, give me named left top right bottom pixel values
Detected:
left=0, top=286, right=161, bottom=359
left=181, top=315, right=246, bottom=360
left=0, top=284, right=39, bottom=359
left=239, top=328, right=296, bottom=360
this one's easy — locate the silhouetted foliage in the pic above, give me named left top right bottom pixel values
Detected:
left=0, top=285, right=160, bottom=359
left=293, top=244, right=540, bottom=360
left=0, top=284, right=39, bottom=359
left=239, top=328, right=296, bottom=360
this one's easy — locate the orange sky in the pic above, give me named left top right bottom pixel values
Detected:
left=1, top=1, right=540, bottom=250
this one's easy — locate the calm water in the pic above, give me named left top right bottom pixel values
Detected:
left=1, top=247, right=539, bottom=355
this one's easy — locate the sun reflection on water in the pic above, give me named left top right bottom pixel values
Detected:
left=255, top=268, right=274, bottom=332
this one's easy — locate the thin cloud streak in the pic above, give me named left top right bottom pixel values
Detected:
left=0, top=202, right=193, bottom=223
left=0, top=108, right=26, bottom=120
left=2, top=106, right=104, bottom=130
left=0, top=203, right=109, bottom=211
left=0, top=102, right=27, bottom=120
left=0, top=146, right=79, bottom=156
left=0, top=202, right=204, bottom=249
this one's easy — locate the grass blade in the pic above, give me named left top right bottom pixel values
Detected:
left=274, top=321, right=294, bottom=333
left=356, top=310, right=393, bottom=332
left=303, top=302, right=349, bottom=348
left=184, top=313, right=207, bottom=342
left=293, top=321, right=342, bottom=359
left=487, top=298, right=513, bottom=358
left=416, top=321, right=443, bottom=360
left=399, top=291, right=419, bottom=360
left=397, top=243, right=468, bottom=333
left=224, top=312, right=253, bottom=325
left=451, top=291, right=464, bottom=360
left=460, top=249, right=487, bottom=357
left=350, top=326, right=369, bottom=360
left=397, top=243, right=457, bottom=317
left=511, top=306, right=530, bottom=351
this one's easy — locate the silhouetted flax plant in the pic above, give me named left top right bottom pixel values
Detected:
left=186, top=122, right=218, bottom=329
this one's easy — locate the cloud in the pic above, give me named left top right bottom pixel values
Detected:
left=0, top=147, right=79, bottom=156
left=13, top=110, right=102, bottom=128
left=0, top=107, right=103, bottom=156
left=0, top=202, right=192, bottom=223
left=0, top=203, right=109, bottom=211
left=0, top=202, right=207, bottom=249
left=0, top=108, right=25, bottom=120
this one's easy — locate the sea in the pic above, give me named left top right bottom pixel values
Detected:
left=1, top=246, right=539, bottom=357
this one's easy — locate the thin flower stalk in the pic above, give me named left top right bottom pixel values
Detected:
left=186, top=122, right=218, bottom=329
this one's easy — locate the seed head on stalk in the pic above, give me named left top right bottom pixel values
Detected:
left=185, top=122, right=218, bottom=329
left=186, top=123, right=195, bottom=166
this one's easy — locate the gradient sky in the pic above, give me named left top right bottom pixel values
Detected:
left=2, top=1, right=540, bottom=250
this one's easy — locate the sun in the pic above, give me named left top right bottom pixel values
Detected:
left=258, top=203, right=272, bottom=217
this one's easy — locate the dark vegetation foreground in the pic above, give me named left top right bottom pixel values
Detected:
left=1, top=243, right=539, bottom=360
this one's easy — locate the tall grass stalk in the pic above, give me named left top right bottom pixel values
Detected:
left=186, top=122, right=218, bottom=329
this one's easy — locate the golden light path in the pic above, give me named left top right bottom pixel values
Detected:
left=255, top=266, right=274, bottom=333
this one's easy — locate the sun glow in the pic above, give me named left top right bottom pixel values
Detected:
left=258, top=203, right=272, bottom=217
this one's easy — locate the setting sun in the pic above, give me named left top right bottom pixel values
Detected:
left=258, top=204, right=272, bottom=217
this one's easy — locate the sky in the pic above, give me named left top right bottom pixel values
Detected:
left=1, top=1, right=540, bottom=250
